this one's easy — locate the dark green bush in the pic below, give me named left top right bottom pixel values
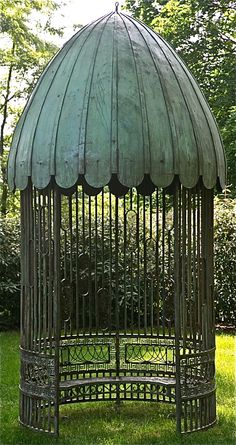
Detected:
left=214, top=195, right=236, bottom=325
left=0, top=195, right=235, bottom=330
left=0, top=217, right=20, bottom=330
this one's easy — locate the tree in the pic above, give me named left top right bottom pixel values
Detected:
left=0, top=0, right=64, bottom=216
left=125, top=0, right=169, bottom=24
left=124, top=0, right=236, bottom=192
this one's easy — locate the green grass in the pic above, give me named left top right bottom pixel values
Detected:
left=0, top=332, right=235, bottom=445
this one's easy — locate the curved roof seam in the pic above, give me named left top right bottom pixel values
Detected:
left=131, top=18, right=206, bottom=181
left=33, top=18, right=103, bottom=184
left=15, top=17, right=101, bottom=188
left=150, top=29, right=200, bottom=181
left=8, top=22, right=87, bottom=189
left=159, top=33, right=221, bottom=166
left=156, top=34, right=202, bottom=178
left=123, top=13, right=176, bottom=175
left=53, top=14, right=112, bottom=183
left=7, top=11, right=226, bottom=192
left=155, top=30, right=218, bottom=183
left=110, top=13, right=118, bottom=174
left=120, top=13, right=149, bottom=173
left=82, top=14, right=114, bottom=184
left=140, top=20, right=225, bottom=188
left=132, top=16, right=180, bottom=178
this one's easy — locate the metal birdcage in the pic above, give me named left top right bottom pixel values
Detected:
left=8, top=6, right=226, bottom=436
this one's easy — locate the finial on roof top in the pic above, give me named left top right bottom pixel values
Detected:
left=115, top=2, right=119, bottom=13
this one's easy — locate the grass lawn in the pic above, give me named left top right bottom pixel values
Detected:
left=0, top=332, right=235, bottom=445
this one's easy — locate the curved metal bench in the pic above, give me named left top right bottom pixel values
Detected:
left=60, top=376, right=176, bottom=388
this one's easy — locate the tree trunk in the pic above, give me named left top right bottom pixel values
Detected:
left=0, top=43, right=15, bottom=217
left=0, top=160, right=8, bottom=217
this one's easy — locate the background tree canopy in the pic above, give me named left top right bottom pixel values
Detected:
left=0, top=0, right=64, bottom=216
left=125, top=0, right=236, bottom=193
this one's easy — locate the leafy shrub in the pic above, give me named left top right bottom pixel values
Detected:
left=214, top=195, right=236, bottom=325
left=0, top=194, right=235, bottom=330
left=0, top=217, right=20, bottom=330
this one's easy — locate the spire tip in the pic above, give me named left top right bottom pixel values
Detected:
left=115, top=2, right=119, bottom=13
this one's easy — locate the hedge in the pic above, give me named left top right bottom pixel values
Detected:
left=0, top=195, right=235, bottom=330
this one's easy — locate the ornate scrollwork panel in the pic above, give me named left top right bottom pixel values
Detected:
left=59, top=340, right=111, bottom=368
left=20, top=349, right=56, bottom=400
left=59, top=380, right=176, bottom=404
left=180, top=348, right=215, bottom=399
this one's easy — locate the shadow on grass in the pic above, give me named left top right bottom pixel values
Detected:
left=2, top=401, right=236, bottom=445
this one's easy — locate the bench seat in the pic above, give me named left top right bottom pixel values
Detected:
left=60, top=376, right=176, bottom=389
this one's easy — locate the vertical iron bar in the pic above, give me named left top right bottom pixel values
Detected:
left=143, top=195, right=147, bottom=335
left=25, top=187, right=33, bottom=425
left=150, top=279, right=153, bottom=335
left=202, top=188, right=214, bottom=350
left=182, top=188, right=187, bottom=352
left=29, top=187, right=34, bottom=352
left=29, top=188, right=34, bottom=352
left=174, top=183, right=181, bottom=434
left=130, top=250, right=134, bottom=333
left=95, top=195, right=98, bottom=333
left=68, top=195, right=73, bottom=336
left=208, top=190, right=215, bottom=349
left=197, top=187, right=201, bottom=345
left=88, top=195, right=92, bottom=334
left=53, top=188, right=61, bottom=436
left=38, top=193, right=42, bottom=352
left=48, top=190, right=53, bottom=354
left=150, top=195, right=153, bottom=334
left=167, top=227, right=172, bottom=337
left=124, top=195, right=127, bottom=333
left=195, top=399, right=198, bottom=430
left=162, top=190, right=166, bottom=337
left=149, top=194, right=153, bottom=237
left=75, top=188, right=79, bottom=335
left=201, top=187, right=207, bottom=349
left=115, top=196, right=120, bottom=406
left=178, top=189, right=182, bottom=342
left=156, top=189, right=159, bottom=336
left=137, top=193, right=140, bottom=335
left=82, top=191, right=86, bottom=335
left=192, top=189, right=197, bottom=351
left=187, top=190, right=192, bottom=346
left=63, top=227, right=67, bottom=283
left=42, top=194, right=47, bottom=352
left=82, top=190, right=85, bottom=251
left=101, top=190, right=105, bottom=290
left=115, top=197, right=119, bottom=334
left=109, top=191, right=112, bottom=334
left=33, top=189, right=38, bottom=351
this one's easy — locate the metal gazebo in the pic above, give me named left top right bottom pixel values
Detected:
left=8, top=5, right=226, bottom=436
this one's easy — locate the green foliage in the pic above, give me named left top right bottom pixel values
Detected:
left=124, top=0, right=236, bottom=193
left=0, top=217, right=20, bottom=330
left=214, top=194, right=236, bottom=324
left=1, top=193, right=235, bottom=331
left=0, top=0, right=61, bottom=124
left=0, top=0, right=62, bottom=64
left=0, top=0, right=64, bottom=216
left=60, top=191, right=175, bottom=331
left=124, top=0, right=169, bottom=24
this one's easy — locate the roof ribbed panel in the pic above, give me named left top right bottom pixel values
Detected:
left=8, top=11, right=226, bottom=192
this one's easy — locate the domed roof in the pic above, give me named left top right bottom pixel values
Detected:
left=8, top=8, right=226, bottom=192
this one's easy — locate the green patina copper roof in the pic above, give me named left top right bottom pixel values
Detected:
left=8, top=10, right=226, bottom=192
